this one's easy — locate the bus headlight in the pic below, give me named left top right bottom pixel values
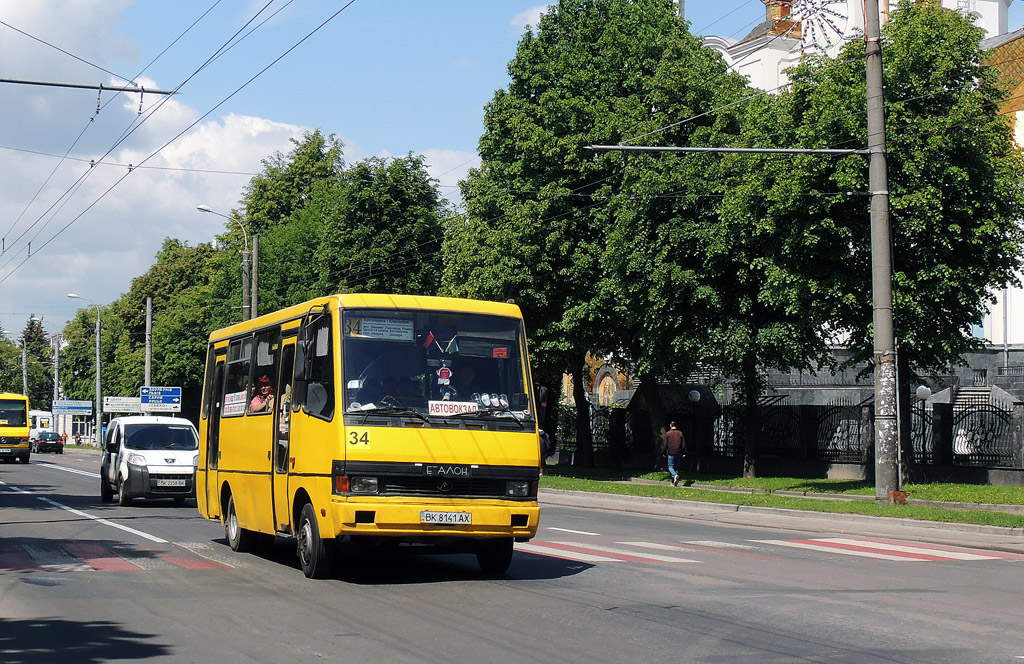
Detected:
left=349, top=476, right=379, bottom=494
left=127, top=453, right=147, bottom=467
left=505, top=480, right=530, bottom=497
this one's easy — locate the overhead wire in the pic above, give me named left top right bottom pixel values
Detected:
left=0, top=0, right=359, bottom=286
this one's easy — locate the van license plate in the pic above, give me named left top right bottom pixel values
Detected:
left=157, top=479, right=186, bottom=487
left=420, top=511, right=471, bottom=525
left=0, top=448, right=10, bottom=453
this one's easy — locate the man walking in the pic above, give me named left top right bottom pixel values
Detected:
left=662, top=421, right=686, bottom=487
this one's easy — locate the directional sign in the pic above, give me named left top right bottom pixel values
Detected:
left=140, top=386, right=182, bottom=412
left=104, top=396, right=142, bottom=413
left=52, top=399, right=93, bottom=415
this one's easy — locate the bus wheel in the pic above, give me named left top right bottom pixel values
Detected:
left=225, top=493, right=256, bottom=552
left=476, top=538, right=514, bottom=576
left=297, top=503, right=334, bottom=579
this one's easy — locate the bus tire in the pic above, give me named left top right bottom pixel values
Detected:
left=100, top=476, right=114, bottom=503
left=297, top=502, right=334, bottom=579
left=225, top=493, right=256, bottom=553
left=476, top=537, right=514, bottom=576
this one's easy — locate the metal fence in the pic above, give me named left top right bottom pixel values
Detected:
left=554, top=394, right=1022, bottom=470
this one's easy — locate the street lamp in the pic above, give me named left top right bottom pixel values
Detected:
left=68, top=293, right=102, bottom=446
left=198, top=204, right=252, bottom=321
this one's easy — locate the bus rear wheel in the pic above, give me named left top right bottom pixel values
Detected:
left=297, top=503, right=334, bottom=579
left=476, top=537, right=514, bottom=576
left=225, top=493, right=256, bottom=552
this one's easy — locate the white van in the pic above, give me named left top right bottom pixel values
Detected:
left=29, top=410, right=53, bottom=441
left=99, top=415, right=199, bottom=506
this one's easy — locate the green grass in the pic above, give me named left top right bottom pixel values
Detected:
left=540, top=466, right=1024, bottom=528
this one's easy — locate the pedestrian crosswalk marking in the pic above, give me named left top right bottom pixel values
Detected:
left=751, top=537, right=1024, bottom=562
left=0, top=541, right=235, bottom=573
left=518, top=541, right=699, bottom=564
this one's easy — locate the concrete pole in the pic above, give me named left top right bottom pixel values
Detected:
left=145, top=296, right=152, bottom=387
left=95, top=313, right=102, bottom=446
left=21, top=343, right=28, bottom=395
left=864, top=0, right=899, bottom=499
left=241, top=248, right=252, bottom=322
left=251, top=235, right=259, bottom=319
left=53, top=336, right=60, bottom=405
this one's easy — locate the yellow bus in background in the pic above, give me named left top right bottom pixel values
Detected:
left=0, top=393, right=31, bottom=464
left=197, top=293, right=543, bottom=578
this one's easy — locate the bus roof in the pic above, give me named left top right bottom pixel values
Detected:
left=0, top=392, right=29, bottom=402
left=208, top=293, right=525, bottom=343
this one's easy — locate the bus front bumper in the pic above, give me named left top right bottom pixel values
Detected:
left=330, top=498, right=539, bottom=541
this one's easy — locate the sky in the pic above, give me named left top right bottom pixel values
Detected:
left=2, top=0, right=1023, bottom=336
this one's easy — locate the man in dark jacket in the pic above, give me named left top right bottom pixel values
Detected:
left=662, top=421, right=686, bottom=486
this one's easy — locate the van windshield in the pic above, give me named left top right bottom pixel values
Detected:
left=123, top=424, right=198, bottom=451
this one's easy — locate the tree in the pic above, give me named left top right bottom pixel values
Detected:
left=310, top=154, right=450, bottom=295
left=444, top=0, right=750, bottom=464
left=240, top=130, right=345, bottom=234
left=743, top=2, right=1024, bottom=478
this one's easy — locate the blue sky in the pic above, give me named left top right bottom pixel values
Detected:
left=1, top=0, right=1022, bottom=333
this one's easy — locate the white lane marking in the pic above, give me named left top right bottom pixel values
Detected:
left=820, top=538, right=1000, bottom=561
left=1, top=480, right=167, bottom=544
left=516, top=543, right=621, bottom=563
left=547, top=527, right=600, bottom=536
left=32, top=461, right=97, bottom=478
left=751, top=539, right=915, bottom=561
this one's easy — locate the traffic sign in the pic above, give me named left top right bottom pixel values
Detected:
left=52, top=399, right=92, bottom=415
left=104, top=396, right=142, bottom=413
left=139, top=386, right=182, bottom=412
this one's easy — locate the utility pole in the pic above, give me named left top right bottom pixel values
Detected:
left=252, top=235, right=259, bottom=319
left=21, top=342, right=28, bottom=396
left=145, top=297, right=152, bottom=388
left=864, top=0, right=900, bottom=501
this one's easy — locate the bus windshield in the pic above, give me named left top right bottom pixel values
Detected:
left=342, top=309, right=532, bottom=420
left=0, top=399, right=28, bottom=426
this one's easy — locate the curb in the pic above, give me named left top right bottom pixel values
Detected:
left=539, top=487, right=1024, bottom=554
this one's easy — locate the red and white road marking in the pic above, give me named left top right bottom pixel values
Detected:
left=752, top=537, right=1024, bottom=562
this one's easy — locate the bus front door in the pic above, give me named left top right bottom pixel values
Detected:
left=206, top=360, right=226, bottom=520
left=273, top=343, right=295, bottom=533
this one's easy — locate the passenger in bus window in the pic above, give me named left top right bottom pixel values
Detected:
left=250, top=375, right=275, bottom=413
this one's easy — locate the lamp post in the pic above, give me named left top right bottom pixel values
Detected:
left=198, top=204, right=251, bottom=321
left=67, top=293, right=102, bottom=445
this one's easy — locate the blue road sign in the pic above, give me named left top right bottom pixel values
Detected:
left=140, top=386, right=182, bottom=405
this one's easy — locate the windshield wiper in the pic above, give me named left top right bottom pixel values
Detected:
left=442, top=407, right=525, bottom=428
left=357, top=406, right=429, bottom=425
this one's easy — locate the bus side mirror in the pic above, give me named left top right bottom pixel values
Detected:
left=535, top=385, right=549, bottom=423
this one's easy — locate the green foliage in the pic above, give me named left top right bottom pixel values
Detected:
left=311, top=153, right=449, bottom=295
left=240, top=129, right=345, bottom=234
left=777, top=2, right=1024, bottom=375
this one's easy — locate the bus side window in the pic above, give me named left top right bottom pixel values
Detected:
left=224, top=337, right=252, bottom=417
left=303, top=315, right=335, bottom=420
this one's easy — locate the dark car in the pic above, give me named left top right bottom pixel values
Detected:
left=33, top=430, right=64, bottom=454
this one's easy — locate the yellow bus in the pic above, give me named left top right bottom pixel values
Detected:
left=0, top=392, right=31, bottom=464
left=197, top=293, right=543, bottom=578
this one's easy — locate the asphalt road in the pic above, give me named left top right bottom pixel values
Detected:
left=3, top=449, right=1024, bottom=663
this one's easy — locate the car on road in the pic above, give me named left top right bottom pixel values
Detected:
left=32, top=430, right=64, bottom=454
left=99, top=415, right=199, bottom=506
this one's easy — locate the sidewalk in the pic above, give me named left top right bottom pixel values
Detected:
left=539, top=485, right=1024, bottom=556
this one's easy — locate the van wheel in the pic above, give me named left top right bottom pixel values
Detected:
left=117, top=478, right=133, bottom=506
left=100, top=476, right=114, bottom=502
left=225, top=493, right=256, bottom=552
left=297, top=503, right=334, bottom=579
left=476, top=538, right=514, bottom=576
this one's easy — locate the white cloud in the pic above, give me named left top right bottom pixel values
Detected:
left=511, top=5, right=550, bottom=32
